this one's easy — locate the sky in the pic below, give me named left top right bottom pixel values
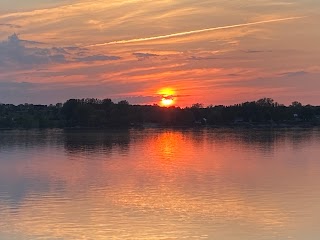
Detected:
left=0, top=0, right=319, bottom=106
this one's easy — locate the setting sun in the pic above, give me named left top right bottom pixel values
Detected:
left=161, top=97, right=174, bottom=107
left=158, top=88, right=176, bottom=107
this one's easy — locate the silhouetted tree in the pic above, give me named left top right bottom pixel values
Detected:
left=1, top=98, right=320, bottom=129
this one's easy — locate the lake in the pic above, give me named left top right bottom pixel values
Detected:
left=0, top=128, right=320, bottom=240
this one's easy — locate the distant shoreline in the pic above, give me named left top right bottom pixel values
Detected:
left=1, top=98, right=319, bottom=129
left=1, top=123, right=320, bottom=131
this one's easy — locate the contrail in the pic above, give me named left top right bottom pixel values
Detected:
left=86, top=16, right=304, bottom=47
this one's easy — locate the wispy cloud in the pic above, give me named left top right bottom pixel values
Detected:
left=0, top=34, right=121, bottom=69
left=75, top=55, right=121, bottom=62
left=133, top=52, right=160, bottom=60
left=87, top=16, right=304, bottom=47
left=0, top=23, right=21, bottom=28
left=280, top=71, right=308, bottom=77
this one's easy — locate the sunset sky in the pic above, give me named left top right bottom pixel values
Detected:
left=0, top=0, right=319, bottom=106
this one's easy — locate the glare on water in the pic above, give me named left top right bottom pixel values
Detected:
left=0, top=129, right=320, bottom=240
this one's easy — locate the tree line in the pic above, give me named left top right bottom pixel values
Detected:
left=0, top=98, right=320, bottom=129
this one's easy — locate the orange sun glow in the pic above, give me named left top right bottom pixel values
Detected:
left=161, top=97, right=174, bottom=107
left=158, top=88, right=176, bottom=107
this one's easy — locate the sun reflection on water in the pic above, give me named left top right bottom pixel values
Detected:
left=1, top=129, right=320, bottom=239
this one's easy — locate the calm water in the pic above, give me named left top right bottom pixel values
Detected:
left=1, top=128, right=320, bottom=240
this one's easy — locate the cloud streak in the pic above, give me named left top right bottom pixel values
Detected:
left=87, top=16, right=304, bottom=47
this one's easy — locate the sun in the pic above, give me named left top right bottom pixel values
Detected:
left=158, top=88, right=176, bottom=107
left=161, top=97, right=174, bottom=107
